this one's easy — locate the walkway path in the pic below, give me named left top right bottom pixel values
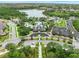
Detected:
left=38, top=31, right=42, bottom=58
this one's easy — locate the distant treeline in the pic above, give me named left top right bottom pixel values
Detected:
left=0, top=3, right=79, bottom=10
left=0, top=7, right=26, bottom=19
left=43, top=9, right=79, bottom=19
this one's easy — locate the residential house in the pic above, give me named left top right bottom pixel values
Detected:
left=0, top=20, right=5, bottom=35
left=52, top=26, right=72, bottom=37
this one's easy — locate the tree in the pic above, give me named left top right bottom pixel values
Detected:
left=8, top=50, right=26, bottom=58
left=46, top=42, right=56, bottom=52
left=63, top=44, right=73, bottom=50
left=73, top=19, right=79, bottom=32
left=69, top=54, right=79, bottom=58
left=47, top=52, right=56, bottom=58
left=5, top=43, right=16, bottom=51
left=46, top=42, right=74, bottom=58
left=61, top=44, right=74, bottom=57
left=47, top=42, right=62, bottom=53
left=22, top=46, right=34, bottom=57
left=0, top=7, right=26, bottom=20
left=18, top=26, right=32, bottom=36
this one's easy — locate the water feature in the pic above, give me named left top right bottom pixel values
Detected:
left=19, top=9, right=46, bottom=18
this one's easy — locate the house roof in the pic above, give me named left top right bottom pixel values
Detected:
left=52, top=26, right=71, bottom=37
left=0, top=21, right=4, bottom=30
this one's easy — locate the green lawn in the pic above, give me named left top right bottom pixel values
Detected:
left=54, top=19, right=67, bottom=28
left=0, top=34, right=9, bottom=42
left=73, top=19, right=79, bottom=32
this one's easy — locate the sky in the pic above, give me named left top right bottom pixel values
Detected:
left=0, top=0, right=79, bottom=1
left=0, top=0, right=79, bottom=3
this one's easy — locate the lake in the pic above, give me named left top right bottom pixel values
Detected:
left=19, top=9, right=46, bottom=18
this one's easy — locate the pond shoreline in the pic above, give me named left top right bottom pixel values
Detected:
left=19, top=9, right=47, bottom=18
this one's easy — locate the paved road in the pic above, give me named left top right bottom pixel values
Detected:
left=23, top=40, right=66, bottom=47
left=0, top=20, right=21, bottom=55
left=0, top=50, right=9, bottom=56
left=67, top=18, right=79, bottom=39
left=1, top=20, right=21, bottom=48
left=67, top=18, right=79, bottom=49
